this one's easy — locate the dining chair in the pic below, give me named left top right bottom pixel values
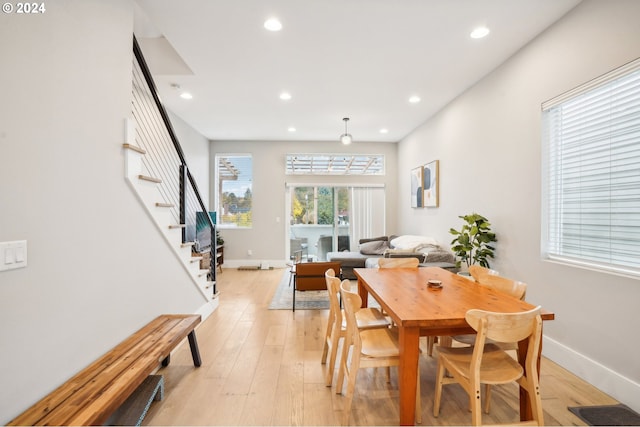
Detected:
left=336, top=280, right=422, bottom=425
left=475, top=272, right=527, bottom=301
left=468, top=265, right=500, bottom=283
left=452, top=272, right=528, bottom=347
left=431, top=268, right=525, bottom=354
left=426, top=266, right=500, bottom=355
left=377, top=257, right=420, bottom=269
left=433, top=306, right=544, bottom=426
left=322, top=269, right=390, bottom=387
left=448, top=268, right=529, bottom=413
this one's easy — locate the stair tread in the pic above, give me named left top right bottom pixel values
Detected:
left=122, top=143, right=146, bottom=154
left=138, top=174, right=162, bottom=184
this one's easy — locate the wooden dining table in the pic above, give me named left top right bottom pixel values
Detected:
left=354, top=266, right=555, bottom=426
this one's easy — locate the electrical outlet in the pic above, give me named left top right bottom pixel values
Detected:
left=247, top=249, right=253, bottom=256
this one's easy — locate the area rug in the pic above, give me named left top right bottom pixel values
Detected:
left=268, top=269, right=383, bottom=311
left=268, top=269, right=330, bottom=310
left=568, top=404, right=640, bottom=426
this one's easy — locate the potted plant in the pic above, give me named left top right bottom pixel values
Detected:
left=449, top=213, right=497, bottom=270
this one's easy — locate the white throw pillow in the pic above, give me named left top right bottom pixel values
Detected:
left=390, top=235, right=438, bottom=251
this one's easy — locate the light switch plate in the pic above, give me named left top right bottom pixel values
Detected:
left=0, top=240, right=27, bottom=272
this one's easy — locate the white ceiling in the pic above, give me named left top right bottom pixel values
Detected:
left=134, top=0, right=581, bottom=143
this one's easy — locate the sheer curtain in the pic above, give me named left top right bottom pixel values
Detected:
left=349, top=186, right=386, bottom=250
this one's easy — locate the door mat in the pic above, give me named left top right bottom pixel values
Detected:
left=568, top=404, right=640, bottom=426
left=238, top=265, right=274, bottom=270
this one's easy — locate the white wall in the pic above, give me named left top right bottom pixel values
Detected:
left=0, top=1, right=208, bottom=422
left=210, top=140, right=397, bottom=266
left=168, top=110, right=210, bottom=207
left=397, top=0, right=640, bottom=411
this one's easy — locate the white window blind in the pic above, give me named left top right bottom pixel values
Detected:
left=542, top=57, right=640, bottom=277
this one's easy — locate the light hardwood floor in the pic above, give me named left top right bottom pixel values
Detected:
left=143, top=268, right=618, bottom=426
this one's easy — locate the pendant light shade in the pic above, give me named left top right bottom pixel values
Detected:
left=340, top=117, right=352, bottom=145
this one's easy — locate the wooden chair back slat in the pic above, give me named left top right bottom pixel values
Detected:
left=378, top=258, right=420, bottom=269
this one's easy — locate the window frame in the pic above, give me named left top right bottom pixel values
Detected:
left=285, top=153, right=385, bottom=176
left=541, top=57, right=640, bottom=279
left=215, top=154, right=253, bottom=229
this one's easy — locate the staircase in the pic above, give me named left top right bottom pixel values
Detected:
left=123, top=143, right=216, bottom=301
left=121, top=36, right=218, bottom=311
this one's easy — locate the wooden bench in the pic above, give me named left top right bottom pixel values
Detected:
left=8, top=314, right=202, bottom=426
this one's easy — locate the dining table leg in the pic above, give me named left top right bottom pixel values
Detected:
left=357, top=277, right=369, bottom=308
left=517, top=326, right=543, bottom=421
left=398, top=325, right=420, bottom=426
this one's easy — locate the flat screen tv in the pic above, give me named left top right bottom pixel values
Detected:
left=188, top=211, right=216, bottom=253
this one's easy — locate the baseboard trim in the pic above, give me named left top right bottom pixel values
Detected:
left=195, top=298, right=218, bottom=322
left=543, top=335, right=640, bottom=413
left=223, top=259, right=288, bottom=269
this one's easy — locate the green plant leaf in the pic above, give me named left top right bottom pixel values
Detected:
left=449, top=212, right=497, bottom=269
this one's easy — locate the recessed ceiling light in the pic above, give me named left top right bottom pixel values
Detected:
left=379, top=128, right=389, bottom=134
left=288, top=127, right=296, bottom=132
left=470, top=26, right=490, bottom=39
left=409, top=95, right=421, bottom=104
left=180, top=92, right=193, bottom=100
left=264, top=18, right=282, bottom=32
left=279, top=92, right=292, bottom=100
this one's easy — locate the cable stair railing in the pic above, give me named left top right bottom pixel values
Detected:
left=124, top=36, right=217, bottom=297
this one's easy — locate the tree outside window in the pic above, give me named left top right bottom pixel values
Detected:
left=217, top=155, right=252, bottom=228
left=291, top=186, right=348, bottom=225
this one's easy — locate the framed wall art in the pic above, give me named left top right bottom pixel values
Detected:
left=423, top=160, right=439, bottom=207
left=410, top=166, right=423, bottom=208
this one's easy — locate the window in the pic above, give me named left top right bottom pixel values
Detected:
left=216, top=155, right=252, bottom=228
left=542, top=58, right=640, bottom=277
left=286, top=154, right=384, bottom=175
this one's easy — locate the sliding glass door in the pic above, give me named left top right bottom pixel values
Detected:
left=288, top=185, right=384, bottom=261
left=289, top=186, right=349, bottom=261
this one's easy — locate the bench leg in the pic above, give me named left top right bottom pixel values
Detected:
left=160, top=331, right=201, bottom=368
left=188, top=331, right=202, bottom=367
left=161, top=354, right=170, bottom=367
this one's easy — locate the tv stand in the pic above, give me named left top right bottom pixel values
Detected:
left=216, top=245, right=224, bottom=273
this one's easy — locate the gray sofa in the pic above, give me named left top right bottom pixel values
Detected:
left=317, top=235, right=350, bottom=262
left=327, top=235, right=457, bottom=279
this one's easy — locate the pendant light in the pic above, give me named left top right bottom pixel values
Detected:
left=340, top=117, right=352, bottom=145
